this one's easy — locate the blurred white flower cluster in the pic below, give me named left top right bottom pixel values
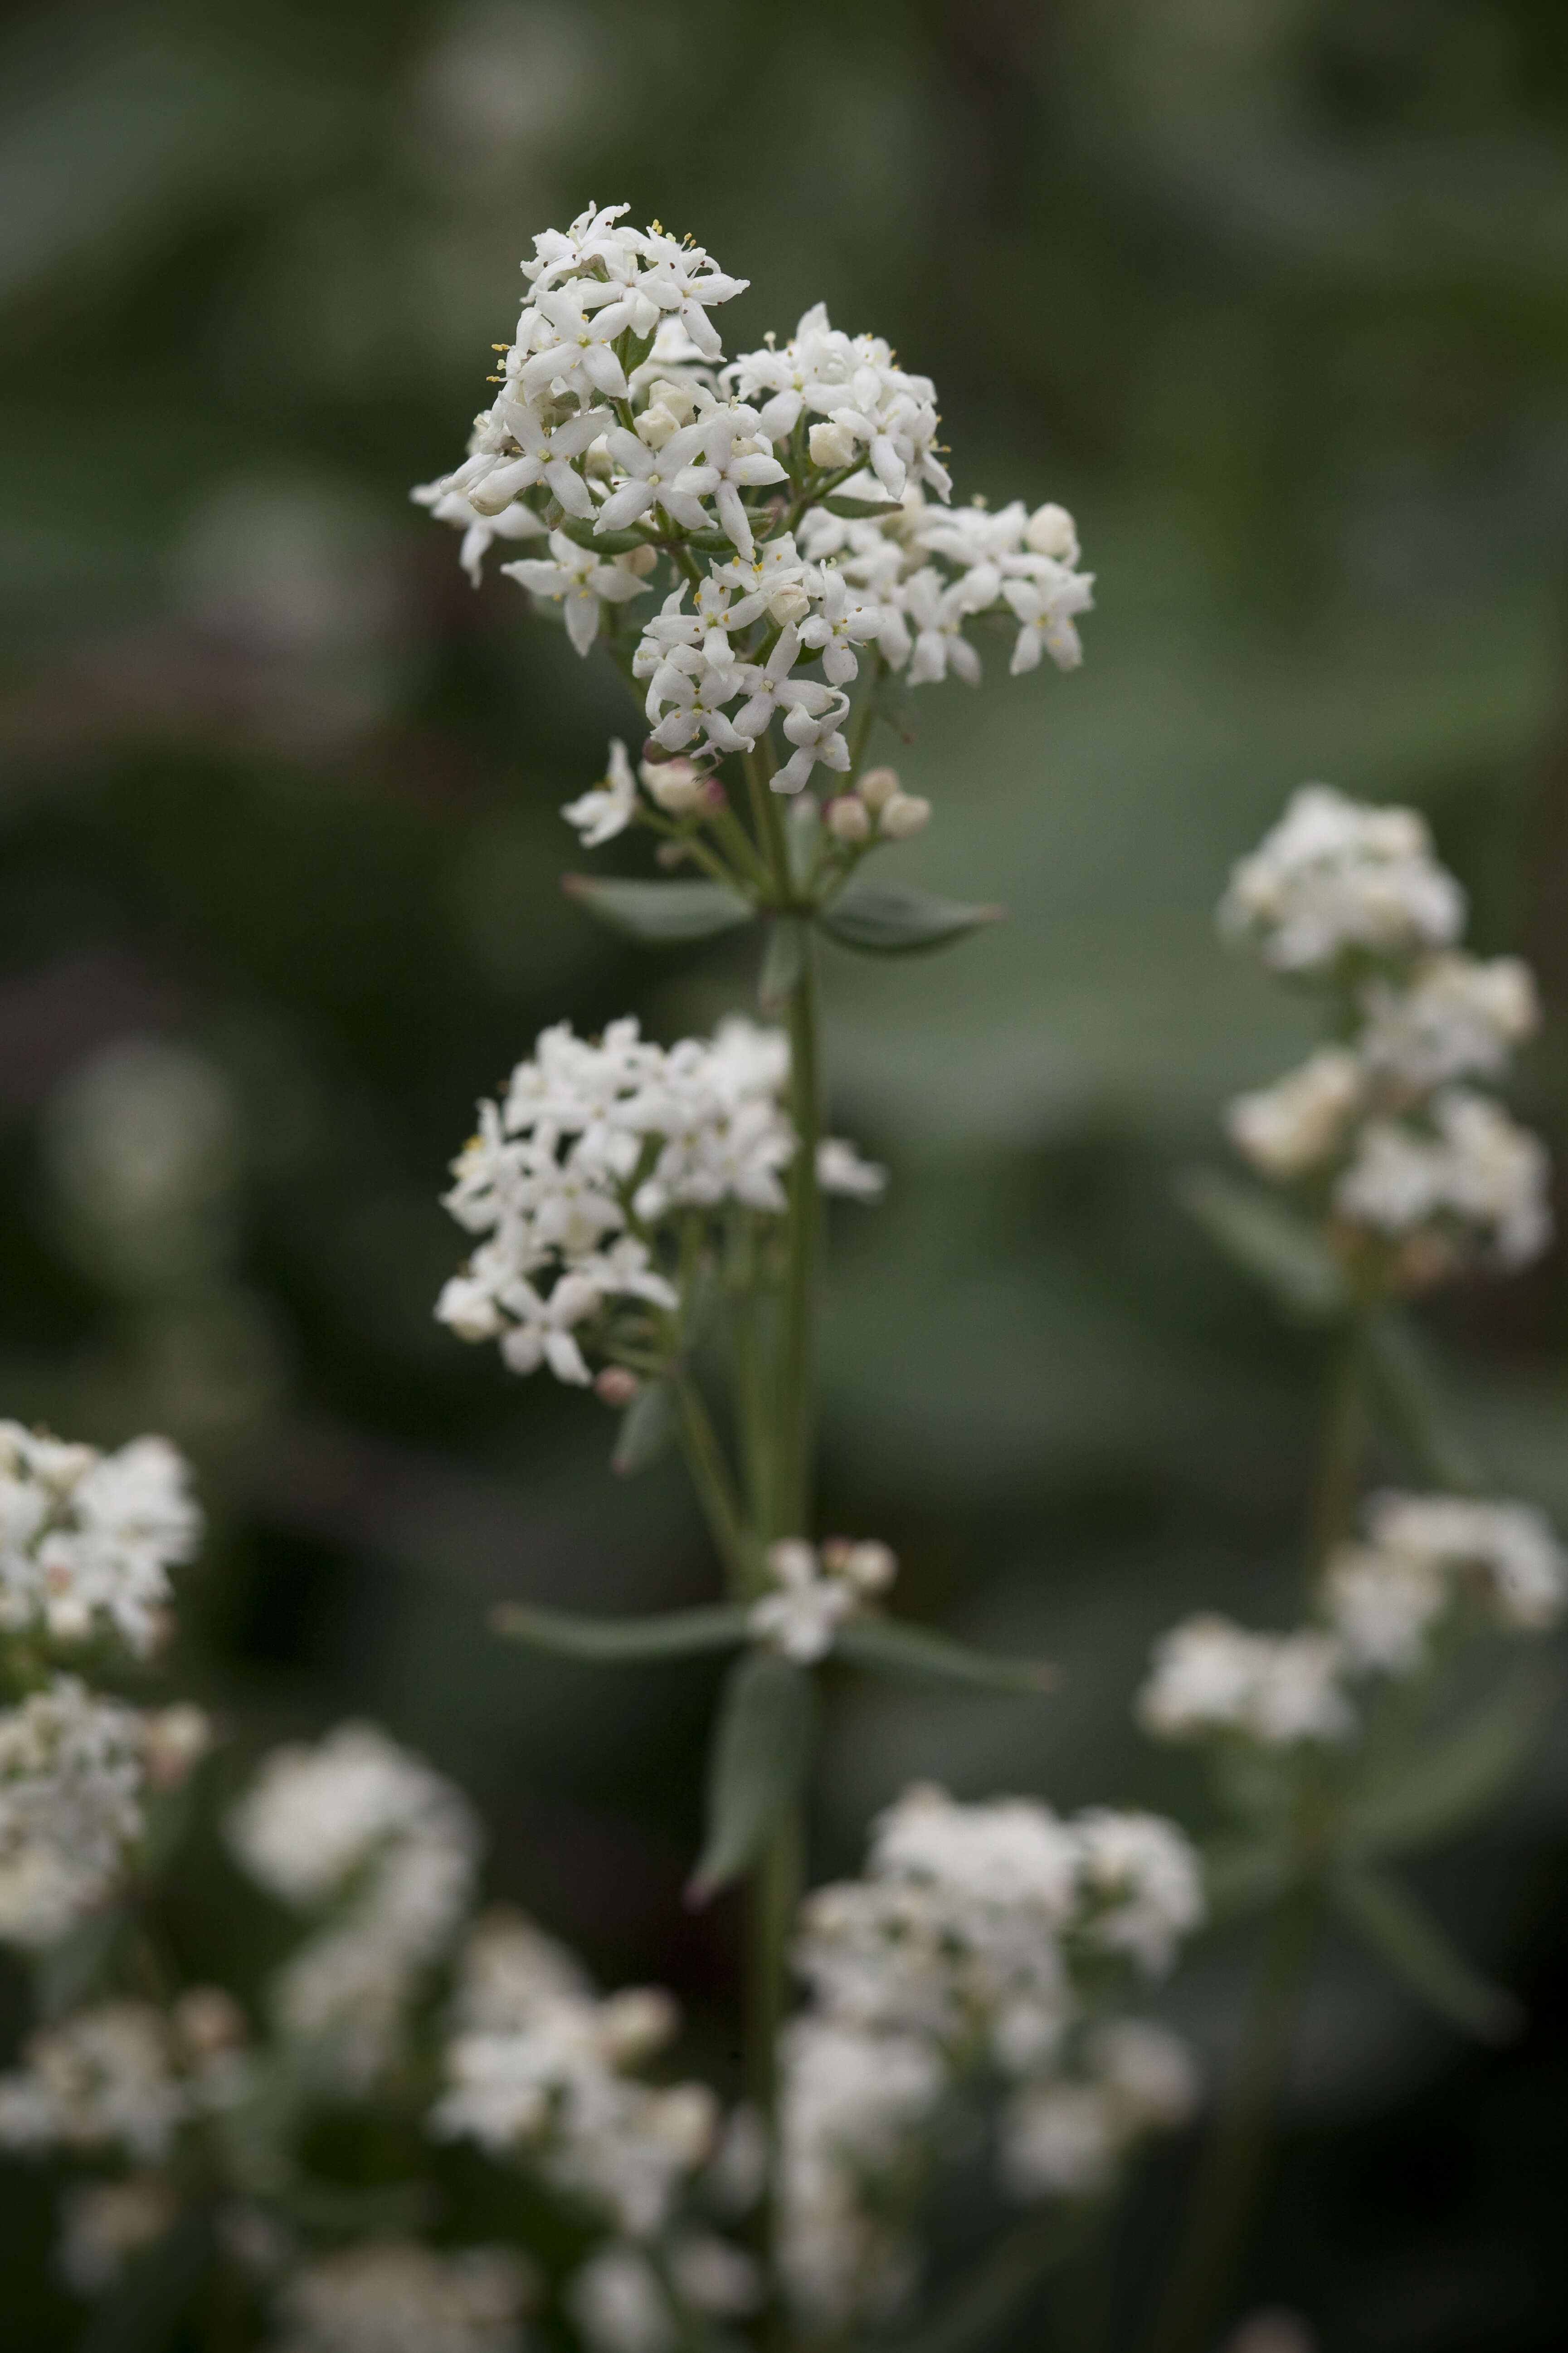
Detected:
left=779, top=1783, right=1203, bottom=2329
left=414, top=205, right=1092, bottom=803
left=0, top=1423, right=200, bottom=1657
left=0, top=1991, right=243, bottom=2167
left=1222, top=786, right=1549, bottom=1282
left=269, top=2240, right=535, bottom=2353
left=228, top=1722, right=480, bottom=2089
left=749, top=1534, right=896, bottom=1662
left=436, top=1017, right=878, bottom=1386
left=1141, top=1489, right=1565, bottom=1748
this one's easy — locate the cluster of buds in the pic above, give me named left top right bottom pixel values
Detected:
left=823, top=765, right=931, bottom=846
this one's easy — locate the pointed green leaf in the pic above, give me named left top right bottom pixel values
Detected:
left=1344, top=1668, right=1556, bottom=1861
left=689, top=1650, right=817, bottom=1901
left=818, top=883, right=1003, bottom=958
left=556, top=513, right=657, bottom=555
left=759, top=916, right=805, bottom=1012
left=491, top=1600, right=750, bottom=1664
left=1178, top=1167, right=1349, bottom=1323
left=1363, top=1312, right=1487, bottom=1493
left=823, top=494, right=903, bottom=518
left=833, top=1616, right=1057, bottom=1696
left=564, top=874, right=755, bottom=944
left=612, top=1379, right=679, bottom=1475
left=1332, top=1865, right=1521, bottom=2041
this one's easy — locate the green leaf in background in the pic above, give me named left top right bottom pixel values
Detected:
left=1363, top=1311, right=1488, bottom=1493
left=833, top=1616, right=1057, bottom=1695
left=555, top=513, right=657, bottom=555
left=490, top=1599, right=750, bottom=1663
left=689, top=1649, right=817, bottom=1901
left=1343, top=1667, right=1557, bottom=1861
left=611, top=1378, right=679, bottom=1474
left=818, top=883, right=1003, bottom=957
left=563, top=874, right=756, bottom=943
left=786, top=792, right=820, bottom=892
left=79, top=2211, right=212, bottom=2353
left=1201, top=1835, right=1295, bottom=1924
left=823, top=493, right=904, bottom=517
left=1178, top=1167, right=1349, bottom=1323
left=1331, top=1864, right=1521, bottom=2041
left=759, top=914, right=805, bottom=1012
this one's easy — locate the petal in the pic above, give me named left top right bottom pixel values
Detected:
left=564, top=590, right=601, bottom=656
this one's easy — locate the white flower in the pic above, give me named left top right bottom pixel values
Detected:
left=563, top=740, right=639, bottom=846
left=518, top=281, right=637, bottom=403
left=273, top=2241, right=533, bottom=2353
left=798, top=567, right=882, bottom=686
left=503, top=529, right=651, bottom=657
left=568, top=2244, right=672, bottom=2353
left=0, top=2003, right=187, bottom=2163
left=591, top=420, right=711, bottom=535
left=58, top=2175, right=178, bottom=2294
left=1334, top=1089, right=1551, bottom=1269
left=1074, top=1811, right=1205, bottom=1975
left=410, top=478, right=546, bottom=586
left=1364, top=1491, right=1567, bottom=1631
left=1221, top=786, right=1465, bottom=975
left=1323, top=1542, right=1447, bottom=1673
left=775, top=691, right=852, bottom=794
left=1004, top=564, right=1095, bottom=674
left=671, top=407, right=787, bottom=559
left=455, top=400, right=610, bottom=520
left=902, top=568, right=982, bottom=686
left=0, top=1677, right=149, bottom=1946
left=1137, top=1615, right=1352, bottom=1747
left=1226, top=1048, right=1365, bottom=1181
left=816, top=1138, right=887, bottom=1201
left=1359, top=952, right=1540, bottom=1090
left=748, top=1537, right=894, bottom=1664
left=0, top=1423, right=200, bottom=1659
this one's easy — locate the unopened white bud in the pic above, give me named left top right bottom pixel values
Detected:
left=641, top=757, right=705, bottom=814
left=879, top=793, right=931, bottom=839
left=809, top=420, right=859, bottom=470
left=597, top=1986, right=679, bottom=2064
left=767, top=582, right=811, bottom=628
left=842, top=1540, right=896, bottom=1593
left=649, top=378, right=696, bottom=426
left=1024, top=502, right=1078, bottom=561
left=173, top=1985, right=248, bottom=2059
left=595, top=1366, right=641, bottom=1407
left=636, top=404, right=680, bottom=451
left=142, top=1704, right=213, bottom=1790
left=584, top=436, right=614, bottom=480
left=825, top=796, right=871, bottom=843
left=617, top=544, right=658, bottom=577
left=857, top=765, right=901, bottom=811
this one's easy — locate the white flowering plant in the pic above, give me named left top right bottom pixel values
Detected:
left=0, top=204, right=1561, bottom=2353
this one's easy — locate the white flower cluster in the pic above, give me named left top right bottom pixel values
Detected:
left=414, top=208, right=1092, bottom=800
left=748, top=1535, right=896, bottom=1663
left=1222, top=787, right=1549, bottom=1279
left=565, top=2232, right=760, bottom=2353
left=0, top=1424, right=200, bottom=1659
left=270, top=2240, right=535, bottom=2353
left=58, top=2174, right=180, bottom=2294
left=1141, top=1491, right=1565, bottom=1748
left=0, top=1678, right=154, bottom=1947
left=432, top=1909, right=719, bottom=2244
left=437, top=1017, right=880, bottom=1386
left=228, top=1723, right=480, bottom=2087
left=780, top=1784, right=1202, bottom=2329
left=0, top=1992, right=241, bottom=2166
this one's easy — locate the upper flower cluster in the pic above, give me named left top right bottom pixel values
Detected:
left=1222, top=786, right=1549, bottom=1284
left=748, top=1535, right=897, bottom=1662
left=0, top=1424, right=200, bottom=1659
left=781, top=1782, right=1202, bottom=2328
left=1140, top=1488, right=1565, bottom=1749
left=436, top=1017, right=878, bottom=1387
left=413, top=206, right=1093, bottom=802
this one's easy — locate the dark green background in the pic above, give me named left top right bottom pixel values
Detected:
left=5, top=2, right=1568, bottom=2343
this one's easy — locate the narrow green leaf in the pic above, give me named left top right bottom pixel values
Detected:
left=1344, top=1668, right=1556, bottom=1860
left=824, top=494, right=903, bottom=518
left=1201, top=1836, right=1294, bottom=1923
left=1178, top=1167, right=1349, bottom=1323
left=491, top=1600, right=750, bottom=1664
left=685, top=528, right=739, bottom=552
left=689, top=1650, right=817, bottom=1901
left=819, top=883, right=1003, bottom=958
left=833, top=1616, right=1057, bottom=1696
left=563, top=874, right=755, bottom=944
left=612, top=1379, right=679, bottom=1475
left=1363, top=1312, right=1487, bottom=1492
left=1332, top=1865, right=1521, bottom=2041
left=786, top=792, right=821, bottom=892
left=759, top=916, right=805, bottom=1012
left=555, top=514, right=656, bottom=555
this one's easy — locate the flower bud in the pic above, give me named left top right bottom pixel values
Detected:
left=842, top=1540, right=896, bottom=1594
left=641, top=756, right=704, bottom=813
left=699, top=776, right=729, bottom=816
left=767, top=582, right=811, bottom=628
left=809, top=420, right=859, bottom=470
left=1024, top=502, right=1078, bottom=561
left=597, top=1986, right=679, bottom=2064
left=825, top=795, right=871, bottom=843
left=879, top=794, right=931, bottom=840
left=637, top=404, right=680, bottom=451
left=584, top=435, right=614, bottom=480
left=142, top=1704, right=213, bottom=1791
left=617, top=544, right=658, bottom=577
left=595, top=1366, right=641, bottom=1408
left=857, top=765, right=901, bottom=810
left=173, top=1985, right=248, bottom=2060
left=649, top=378, right=697, bottom=426
left=656, top=842, right=690, bottom=870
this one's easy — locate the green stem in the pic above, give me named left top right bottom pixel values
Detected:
left=779, top=935, right=822, bottom=1538
left=1306, top=1315, right=1369, bottom=1577
left=1134, top=1884, right=1323, bottom=2353
left=672, top=1374, right=752, bottom=1596
left=745, top=1808, right=803, bottom=2348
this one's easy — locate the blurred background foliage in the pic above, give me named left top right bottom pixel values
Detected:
left=4, top=0, right=1568, bottom=2342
